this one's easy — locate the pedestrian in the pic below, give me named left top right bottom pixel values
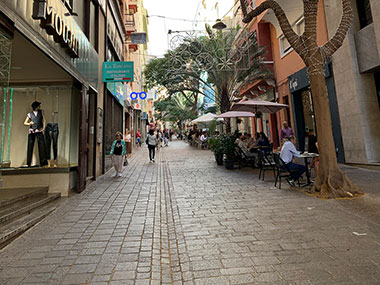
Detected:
left=136, top=129, right=142, bottom=148
left=146, top=129, right=158, bottom=163
left=124, top=129, right=132, bottom=157
left=164, top=129, right=169, bottom=146
left=280, top=121, right=294, bottom=143
left=110, top=131, right=127, bottom=177
left=280, top=136, right=306, bottom=186
left=156, top=130, right=163, bottom=149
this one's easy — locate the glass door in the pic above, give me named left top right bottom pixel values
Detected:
left=0, top=29, right=13, bottom=166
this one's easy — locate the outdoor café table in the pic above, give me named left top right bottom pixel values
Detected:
left=299, top=152, right=319, bottom=186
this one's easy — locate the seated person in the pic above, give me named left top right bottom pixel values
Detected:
left=246, top=134, right=254, bottom=147
left=257, top=132, right=271, bottom=153
left=200, top=131, right=207, bottom=142
left=236, top=133, right=256, bottom=160
left=280, top=136, right=307, bottom=186
left=235, top=133, right=248, bottom=152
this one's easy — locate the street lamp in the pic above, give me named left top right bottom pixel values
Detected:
left=212, top=19, right=227, bottom=30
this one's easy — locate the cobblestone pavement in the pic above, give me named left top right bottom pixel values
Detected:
left=1, top=140, right=380, bottom=284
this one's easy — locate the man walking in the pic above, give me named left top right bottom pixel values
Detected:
left=280, top=121, right=294, bottom=143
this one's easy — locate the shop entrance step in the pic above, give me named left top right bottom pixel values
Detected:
left=0, top=187, right=61, bottom=249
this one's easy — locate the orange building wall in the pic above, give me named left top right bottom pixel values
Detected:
left=267, top=0, right=329, bottom=141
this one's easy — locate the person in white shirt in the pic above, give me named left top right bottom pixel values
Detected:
left=200, top=131, right=207, bottom=142
left=280, top=136, right=306, bottom=184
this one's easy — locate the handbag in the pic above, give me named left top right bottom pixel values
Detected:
left=123, top=157, right=129, bottom=166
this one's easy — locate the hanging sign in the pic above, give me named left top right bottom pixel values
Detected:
left=131, top=32, right=147, bottom=44
left=130, top=92, right=148, bottom=100
left=103, top=61, right=134, bottom=82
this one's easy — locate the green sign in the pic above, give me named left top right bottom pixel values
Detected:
left=102, top=61, right=134, bottom=82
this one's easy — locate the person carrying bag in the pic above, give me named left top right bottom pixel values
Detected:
left=110, top=132, right=127, bottom=177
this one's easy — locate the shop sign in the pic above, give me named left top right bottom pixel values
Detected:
left=103, top=62, right=134, bottom=82
left=131, top=33, right=147, bottom=44
left=130, top=92, right=148, bottom=100
left=32, top=0, right=80, bottom=58
left=134, top=103, right=141, bottom=110
left=288, top=65, right=331, bottom=93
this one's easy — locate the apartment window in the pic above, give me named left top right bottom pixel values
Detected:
left=279, top=17, right=304, bottom=58
left=279, top=35, right=292, bottom=57
left=357, top=0, right=373, bottom=29
left=295, top=17, right=305, bottom=35
left=85, top=0, right=99, bottom=51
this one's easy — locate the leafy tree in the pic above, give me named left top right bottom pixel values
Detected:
left=240, top=0, right=362, bottom=198
left=144, top=25, right=271, bottom=126
left=154, top=93, right=198, bottom=130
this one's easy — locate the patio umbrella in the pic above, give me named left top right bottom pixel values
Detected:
left=190, top=113, right=222, bottom=125
left=231, top=99, right=288, bottom=113
left=216, top=111, right=255, bottom=118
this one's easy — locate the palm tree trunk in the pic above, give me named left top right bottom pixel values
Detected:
left=308, top=64, right=362, bottom=198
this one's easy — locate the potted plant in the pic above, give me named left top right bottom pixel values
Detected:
left=221, top=135, right=236, bottom=169
left=209, top=136, right=223, bottom=165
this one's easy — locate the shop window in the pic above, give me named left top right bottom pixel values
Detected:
left=0, top=85, right=79, bottom=169
left=356, top=0, right=373, bottom=29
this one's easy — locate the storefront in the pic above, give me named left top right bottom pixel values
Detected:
left=288, top=63, right=345, bottom=163
left=0, top=0, right=99, bottom=195
left=102, top=0, right=124, bottom=172
left=104, top=85, right=124, bottom=171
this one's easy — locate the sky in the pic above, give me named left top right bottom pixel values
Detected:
left=144, top=0, right=235, bottom=58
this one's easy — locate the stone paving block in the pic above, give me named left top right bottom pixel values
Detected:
left=0, top=142, right=380, bottom=284
left=61, top=273, right=93, bottom=284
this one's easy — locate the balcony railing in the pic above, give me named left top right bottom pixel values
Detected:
left=127, top=0, right=138, bottom=14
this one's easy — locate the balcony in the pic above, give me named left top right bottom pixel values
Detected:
left=127, top=0, right=138, bottom=14
left=354, top=23, right=380, bottom=73
left=129, top=43, right=138, bottom=52
left=125, top=13, right=136, bottom=34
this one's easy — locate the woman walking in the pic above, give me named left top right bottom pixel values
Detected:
left=110, top=132, right=127, bottom=177
left=124, top=129, right=132, bottom=157
left=146, top=129, right=157, bottom=163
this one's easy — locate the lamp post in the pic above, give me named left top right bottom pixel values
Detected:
left=212, top=19, right=227, bottom=30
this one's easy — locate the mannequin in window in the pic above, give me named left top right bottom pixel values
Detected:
left=24, top=101, right=48, bottom=167
left=45, top=111, right=59, bottom=168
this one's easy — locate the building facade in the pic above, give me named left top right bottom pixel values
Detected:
left=124, top=0, right=149, bottom=149
left=323, top=0, right=380, bottom=164
left=237, top=0, right=346, bottom=163
left=0, top=0, right=127, bottom=195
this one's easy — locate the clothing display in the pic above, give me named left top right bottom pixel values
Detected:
left=26, top=109, right=48, bottom=167
left=45, top=123, right=59, bottom=161
left=27, top=132, right=48, bottom=167
left=28, top=110, right=43, bottom=133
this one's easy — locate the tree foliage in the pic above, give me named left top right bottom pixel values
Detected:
left=144, top=25, right=271, bottom=116
left=154, top=93, right=198, bottom=126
